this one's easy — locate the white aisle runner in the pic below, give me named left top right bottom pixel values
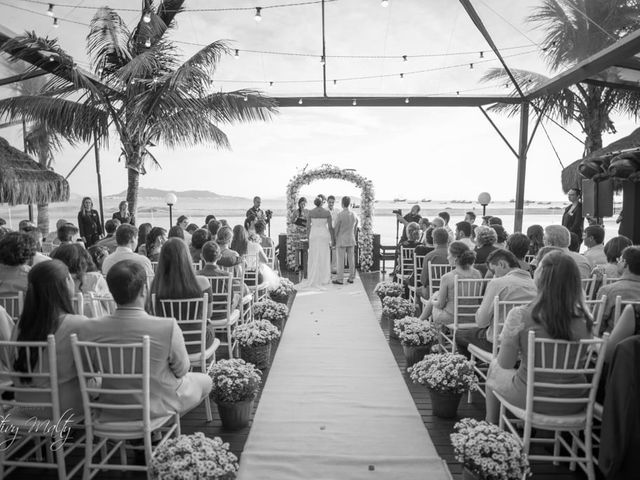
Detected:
left=238, top=276, right=452, bottom=480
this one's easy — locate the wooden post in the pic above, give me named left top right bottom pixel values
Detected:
left=21, top=117, right=33, bottom=222
left=514, top=102, right=529, bottom=233
left=620, top=180, right=640, bottom=244
left=93, top=131, right=105, bottom=229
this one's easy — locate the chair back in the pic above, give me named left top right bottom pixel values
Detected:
left=0, top=292, right=24, bottom=321
left=399, top=247, right=415, bottom=280
left=70, top=334, right=151, bottom=426
left=453, top=276, right=490, bottom=326
left=152, top=294, right=209, bottom=355
left=601, top=274, right=620, bottom=286
left=242, top=254, right=260, bottom=286
left=203, top=276, right=233, bottom=320
left=524, top=331, right=608, bottom=420
left=0, top=335, right=62, bottom=419
left=150, top=261, right=159, bottom=273
left=263, top=246, right=276, bottom=269
left=88, top=292, right=117, bottom=318
left=613, top=296, right=640, bottom=327
left=428, top=262, right=454, bottom=297
left=585, top=296, right=606, bottom=336
left=217, top=264, right=236, bottom=275
left=524, top=254, right=536, bottom=264
left=192, top=261, right=202, bottom=271
left=491, top=298, right=531, bottom=356
left=581, top=275, right=598, bottom=300
left=412, top=254, right=426, bottom=290
left=72, top=292, right=84, bottom=316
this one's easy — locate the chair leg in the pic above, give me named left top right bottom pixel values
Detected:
left=554, top=431, right=561, bottom=466
left=82, top=430, right=94, bottom=480
left=570, top=435, right=578, bottom=471
left=205, top=396, right=213, bottom=422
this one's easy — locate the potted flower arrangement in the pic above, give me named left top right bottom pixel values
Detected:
left=209, top=359, right=262, bottom=430
left=373, top=281, right=403, bottom=303
left=149, top=432, right=239, bottom=479
left=394, top=317, right=438, bottom=367
left=408, top=353, right=477, bottom=418
left=253, top=298, right=289, bottom=331
left=269, top=277, right=295, bottom=305
left=450, top=418, right=530, bottom=480
left=382, top=296, right=416, bottom=339
left=232, top=320, right=281, bottom=369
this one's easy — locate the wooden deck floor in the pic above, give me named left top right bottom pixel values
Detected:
left=11, top=271, right=595, bottom=479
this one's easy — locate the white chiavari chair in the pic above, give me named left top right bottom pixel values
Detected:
left=441, top=276, right=490, bottom=353
left=0, top=292, right=24, bottom=322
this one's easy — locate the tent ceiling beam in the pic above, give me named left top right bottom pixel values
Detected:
left=274, top=96, right=520, bottom=107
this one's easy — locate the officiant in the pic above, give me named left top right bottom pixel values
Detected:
left=247, top=196, right=266, bottom=222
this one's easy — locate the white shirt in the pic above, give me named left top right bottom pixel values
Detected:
left=102, top=246, right=154, bottom=276
left=328, top=207, right=339, bottom=228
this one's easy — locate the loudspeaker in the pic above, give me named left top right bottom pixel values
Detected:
left=581, top=179, right=614, bottom=218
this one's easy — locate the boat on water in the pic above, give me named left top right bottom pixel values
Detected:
left=393, top=198, right=407, bottom=203
left=421, top=199, right=431, bottom=203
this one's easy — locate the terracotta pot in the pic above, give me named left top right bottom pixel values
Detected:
left=402, top=344, right=432, bottom=368
left=216, top=398, right=254, bottom=431
left=428, top=388, right=462, bottom=419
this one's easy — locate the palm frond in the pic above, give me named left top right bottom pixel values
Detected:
left=147, top=108, right=230, bottom=149
left=87, top=7, right=132, bottom=76
left=0, top=96, right=108, bottom=144
left=200, top=90, right=278, bottom=123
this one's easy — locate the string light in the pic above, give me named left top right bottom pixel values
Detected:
left=48, top=55, right=54, bottom=62
left=254, top=7, right=262, bottom=22
left=269, top=81, right=274, bottom=87
left=234, top=49, right=240, bottom=58
left=46, top=3, right=53, bottom=16
left=298, top=98, right=303, bottom=105
left=142, top=11, right=151, bottom=23
left=333, top=79, right=337, bottom=86
left=402, top=55, right=407, bottom=62
left=469, top=63, right=473, bottom=69
left=404, top=98, right=409, bottom=104
left=244, top=95, right=248, bottom=101
left=352, top=99, right=357, bottom=106
left=320, top=56, right=325, bottom=65
left=144, top=38, right=151, bottom=48
left=53, top=17, right=58, bottom=27
left=399, top=73, right=404, bottom=79
left=381, top=0, right=389, bottom=7
left=456, top=91, right=459, bottom=95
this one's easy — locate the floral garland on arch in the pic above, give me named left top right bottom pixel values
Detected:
left=286, top=164, right=375, bottom=272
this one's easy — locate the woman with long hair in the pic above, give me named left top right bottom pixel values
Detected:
left=135, top=222, right=152, bottom=254
left=112, top=200, right=134, bottom=225
left=419, top=241, right=481, bottom=325
left=145, top=227, right=167, bottom=262
left=51, top=243, right=110, bottom=297
left=148, top=239, right=214, bottom=352
left=216, top=226, right=242, bottom=269
left=13, top=260, right=87, bottom=417
left=77, top=197, right=103, bottom=247
left=485, top=251, right=592, bottom=424
left=526, top=224, right=544, bottom=256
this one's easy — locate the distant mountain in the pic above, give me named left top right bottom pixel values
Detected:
left=106, top=188, right=249, bottom=201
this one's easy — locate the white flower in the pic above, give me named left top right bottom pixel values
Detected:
left=408, top=353, right=478, bottom=394
left=209, top=359, right=262, bottom=403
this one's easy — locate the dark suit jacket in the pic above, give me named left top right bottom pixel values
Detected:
left=562, top=202, right=584, bottom=238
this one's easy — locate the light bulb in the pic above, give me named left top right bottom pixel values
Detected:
left=49, top=56, right=54, bottom=62
left=53, top=18, right=59, bottom=28
left=479, top=51, right=484, bottom=58
left=269, top=81, right=273, bottom=87
left=352, top=99, right=357, bottom=106
left=333, top=79, right=337, bottom=86
left=402, top=55, right=407, bottom=62
left=381, top=0, right=389, bottom=7
left=456, top=91, right=460, bottom=95
left=234, top=49, right=239, bottom=58
left=145, top=38, right=151, bottom=48
left=404, top=98, right=409, bottom=104
left=254, top=7, right=262, bottom=22
left=298, top=98, right=303, bottom=105
left=469, top=63, right=473, bottom=69
left=143, top=12, right=151, bottom=23
left=47, top=3, right=54, bottom=16
left=244, top=95, right=248, bottom=102
left=400, top=73, right=404, bottom=79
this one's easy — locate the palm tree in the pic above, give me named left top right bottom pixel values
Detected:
left=482, top=0, right=640, bottom=189
left=0, top=0, right=277, bottom=218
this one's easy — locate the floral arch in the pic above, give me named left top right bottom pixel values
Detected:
left=286, top=164, right=375, bottom=272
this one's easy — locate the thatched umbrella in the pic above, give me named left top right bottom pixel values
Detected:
left=561, top=127, right=640, bottom=193
left=0, top=136, right=69, bottom=205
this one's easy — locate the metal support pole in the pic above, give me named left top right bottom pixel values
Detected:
left=514, top=102, right=529, bottom=233
left=168, top=204, right=173, bottom=229
left=93, top=131, right=105, bottom=230
left=321, top=0, right=327, bottom=97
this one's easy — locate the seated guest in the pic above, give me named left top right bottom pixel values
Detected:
left=399, top=222, right=422, bottom=252
left=594, top=235, right=632, bottom=279
left=506, top=233, right=532, bottom=273
left=112, top=200, right=135, bottom=225
left=464, top=211, right=476, bottom=225
left=231, top=225, right=269, bottom=283
left=135, top=223, right=152, bottom=254
left=455, top=249, right=537, bottom=357
left=438, top=211, right=454, bottom=242
left=101, top=224, right=154, bottom=276
left=45, top=218, right=67, bottom=245
left=595, top=246, right=640, bottom=333
left=488, top=216, right=502, bottom=226
left=12, top=260, right=87, bottom=418
left=56, top=222, right=80, bottom=247
left=148, top=238, right=214, bottom=352
left=255, top=221, right=274, bottom=249
left=473, top=225, right=498, bottom=266
left=186, top=223, right=199, bottom=235
left=244, top=214, right=257, bottom=237
left=207, top=219, right=221, bottom=239
left=418, top=227, right=450, bottom=296
left=493, top=225, right=508, bottom=249
left=216, top=226, right=243, bottom=270
left=417, top=218, right=430, bottom=244
left=0, top=232, right=35, bottom=295
left=197, top=241, right=248, bottom=317
left=485, top=251, right=592, bottom=424
left=88, top=245, right=109, bottom=272
left=95, top=219, right=120, bottom=254
left=526, top=224, right=544, bottom=256
left=455, top=221, right=475, bottom=250
left=569, top=232, right=581, bottom=252
left=582, top=225, right=607, bottom=267
left=190, top=229, right=211, bottom=263
left=168, top=225, right=184, bottom=241
left=78, top=260, right=212, bottom=420
left=543, top=225, right=591, bottom=278
left=430, top=217, right=445, bottom=229
left=52, top=243, right=110, bottom=296
left=605, top=302, right=640, bottom=365
left=145, top=227, right=167, bottom=262
left=203, top=215, right=216, bottom=229
left=22, top=225, right=50, bottom=266
left=419, top=241, right=481, bottom=325
left=176, top=215, right=192, bottom=245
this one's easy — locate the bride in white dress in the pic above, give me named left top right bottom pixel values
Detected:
left=297, top=196, right=335, bottom=290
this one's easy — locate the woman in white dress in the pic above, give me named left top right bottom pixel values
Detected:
left=297, top=197, right=335, bottom=290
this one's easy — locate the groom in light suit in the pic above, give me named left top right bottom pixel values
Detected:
left=332, top=196, right=358, bottom=285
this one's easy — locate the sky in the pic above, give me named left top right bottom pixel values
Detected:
left=0, top=0, right=637, bottom=202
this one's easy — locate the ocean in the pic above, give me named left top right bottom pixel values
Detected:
left=0, top=197, right=621, bottom=247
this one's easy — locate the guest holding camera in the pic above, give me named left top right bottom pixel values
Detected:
left=247, top=196, right=266, bottom=222
left=395, top=205, right=422, bottom=243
